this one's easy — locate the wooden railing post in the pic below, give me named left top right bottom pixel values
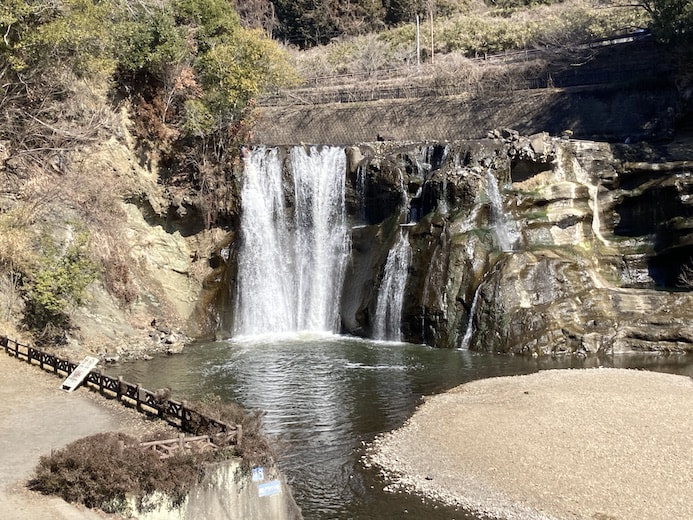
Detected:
left=136, top=384, right=142, bottom=412
left=181, top=400, right=188, bottom=432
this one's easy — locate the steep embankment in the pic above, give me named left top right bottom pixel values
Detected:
left=252, top=38, right=684, bottom=145
left=0, top=92, right=235, bottom=359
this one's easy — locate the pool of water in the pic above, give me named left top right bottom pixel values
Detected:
left=111, top=335, right=693, bottom=520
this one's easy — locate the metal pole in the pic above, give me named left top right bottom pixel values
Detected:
left=416, top=15, right=421, bottom=66
left=430, top=8, right=434, bottom=63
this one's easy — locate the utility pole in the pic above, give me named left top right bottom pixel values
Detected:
left=429, top=5, right=434, bottom=63
left=416, top=14, right=421, bottom=66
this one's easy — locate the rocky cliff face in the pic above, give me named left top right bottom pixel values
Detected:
left=339, top=134, right=693, bottom=354
left=7, top=100, right=688, bottom=358
left=0, top=101, right=238, bottom=358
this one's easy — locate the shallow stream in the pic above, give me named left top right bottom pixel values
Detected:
left=113, top=336, right=693, bottom=520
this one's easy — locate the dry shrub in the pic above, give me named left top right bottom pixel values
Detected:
left=133, top=93, right=181, bottom=151
left=187, top=395, right=276, bottom=469
left=104, top=256, right=138, bottom=305
left=29, top=432, right=220, bottom=514
left=88, top=230, right=140, bottom=306
left=0, top=211, right=39, bottom=274
left=4, top=72, right=117, bottom=183
left=102, top=246, right=138, bottom=305
left=0, top=269, right=24, bottom=322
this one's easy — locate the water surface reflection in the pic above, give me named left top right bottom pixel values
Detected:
left=112, top=336, right=693, bottom=520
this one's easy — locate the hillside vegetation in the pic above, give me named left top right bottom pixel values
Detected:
left=0, top=0, right=295, bottom=347
left=0, top=0, right=690, bottom=351
left=288, top=0, right=659, bottom=80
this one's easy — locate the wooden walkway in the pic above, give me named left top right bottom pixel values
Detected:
left=0, top=335, right=242, bottom=450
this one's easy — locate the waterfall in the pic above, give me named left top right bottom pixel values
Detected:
left=234, top=146, right=350, bottom=336
left=373, top=229, right=412, bottom=341
left=459, top=284, right=482, bottom=350
left=486, top=169, right=519, bottom=251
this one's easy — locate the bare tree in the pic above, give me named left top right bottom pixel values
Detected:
left=678, top=259, right=693, bottom=289
left=232, top=0, right=277, bottom=36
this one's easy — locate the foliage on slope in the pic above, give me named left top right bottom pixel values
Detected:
left=254, top=0, right=689, bottom=50
left=291, top=0, right=652, bottom=78
left=0, top=0, right=296, bottom=342
left=1, top=0, right=295, bottom=137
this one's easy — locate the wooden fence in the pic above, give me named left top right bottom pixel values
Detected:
left=0, top=335, right=242, bottom=446
left=140, top=434, right=218, bottom=459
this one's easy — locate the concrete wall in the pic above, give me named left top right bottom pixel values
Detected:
left=131, top=460, right=302, bottom=520
left=251, top=84, right=677, bottom=146
left=251, top=38, right=681, bottom=147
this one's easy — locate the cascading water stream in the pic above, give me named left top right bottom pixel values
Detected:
left=373, top=229, right=412, bottom=341
left=459, top=284, right=482, bottom=350
left=234, top=146, right=350, bottom=336
left=486, top=169, right=519, bottom=251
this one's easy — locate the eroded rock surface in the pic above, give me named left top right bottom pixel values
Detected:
left=339, top=135, right=693, bottom=354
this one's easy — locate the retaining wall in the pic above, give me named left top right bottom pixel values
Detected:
left=251, top=38, right=679, bottom=146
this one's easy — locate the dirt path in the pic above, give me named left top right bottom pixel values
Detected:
left=0, top=351, right=173, bottom=520
left=369, top=368, right=693, bottom=520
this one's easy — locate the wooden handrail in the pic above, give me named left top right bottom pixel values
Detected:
left=0, top=335, right=241, bottom=445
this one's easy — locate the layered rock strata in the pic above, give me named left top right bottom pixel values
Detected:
left=337, top=135, right=693, bottom=354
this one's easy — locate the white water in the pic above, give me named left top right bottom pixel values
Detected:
left=486, top=169, right=519, bottom=251
left=459, top=283, right=482, bottom=350
left=234, top=146, right=350, bottom=336
left=373, top=229, right=412, bottom=341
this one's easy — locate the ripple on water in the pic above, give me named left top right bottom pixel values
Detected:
left=112, top=337, right=693, bottom=520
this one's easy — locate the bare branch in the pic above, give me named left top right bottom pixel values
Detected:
left=678, top=260, right=693, bottom=289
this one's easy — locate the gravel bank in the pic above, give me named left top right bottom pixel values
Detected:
left=369, top=368, right=693, bottom=520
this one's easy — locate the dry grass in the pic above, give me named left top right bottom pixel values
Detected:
left=289, top=0, right=647, bottom=81
left=91, top=231, right=140, bottom=306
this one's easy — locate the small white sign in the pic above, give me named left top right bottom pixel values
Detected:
left=258, top=479, right=281, bottom=497
left=251, top=467, right=265, bottom=482
left=61, top=356, right=100, bottom=392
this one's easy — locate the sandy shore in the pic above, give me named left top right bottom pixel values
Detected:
left=369, top=368, right=693, bottom=520
left=0, top=351, right=174, bottom=520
